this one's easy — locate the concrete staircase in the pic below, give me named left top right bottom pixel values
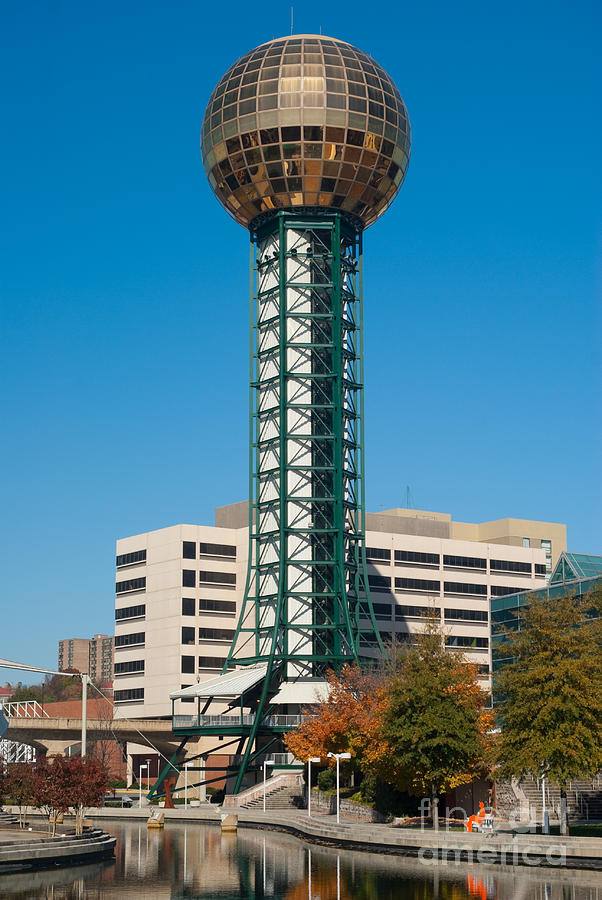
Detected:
left=241, top=784, right=303, bottom=810
left=519, top=775, right=602, bottom=821
left=0, top=809, right=19, bottom=826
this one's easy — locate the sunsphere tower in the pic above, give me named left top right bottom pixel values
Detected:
left=170, top=34, right=410, bottom=796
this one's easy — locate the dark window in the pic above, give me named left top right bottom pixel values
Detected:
left=443, top=555, right=486, bottom=570
left=444, top=582, right=487, bottom=596
left=446, top=635, right=489, bottom=649
left=182, top=597, right=195, bottom=616
left=444, top=608, right=488, bottom=622
left=180, top=684, right=194, bottom=704
left=199, top=598, right=236, bottom=614
left=183, top=541, right=196, bottom=559
left=198, top=656, right=228, bottom=669
left=182, top=627, right=196, bottom=645
left=116, top=577, right=146, bottom=594
left=359, top=602, right=391, bottom=620
left=395, top=577, right=440, bottom=592
left=199, top=627, right=236, bottom=641
left=114, top=659, right=144, bottom=675
left=490, top=585, right=520, bottom=597
left=181, top=655, right=195, bottom=674
left=395, top=604, right=440, bottom=618
left=490, top=559, right=532, bottom=574
left=199, top=571, right=236, bottom=586
left=182, top=570, right=196, bottom=587
left=115, top=632, right=144, bottom=647
left=368, top=574, right=391, bottom=591
left=114, top=688, right=144, bottom=702
left=199, top=542, right=236, bottom=558
left=366, top=547, right=391, bottom=561
left=395, top=550, right=439, bottom=566
left=115, top=604, right=145, bottom=620
left=535, top=564, right=547, bottom=575
left=116, top=549, right=146, bottom=567
left=477, top=664, right=490, bottom=675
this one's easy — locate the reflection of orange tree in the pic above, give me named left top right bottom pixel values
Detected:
left=284, top=868, right=353, bottom=900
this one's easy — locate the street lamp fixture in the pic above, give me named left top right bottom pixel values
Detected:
left=262, top=760, right=275, bottom=811
left=307, top=757, right=321, bottom=819
left=327, top=752, right=351, bottom=824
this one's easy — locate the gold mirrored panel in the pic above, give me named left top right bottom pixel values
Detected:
left=201, top=35, right=411, bottom=229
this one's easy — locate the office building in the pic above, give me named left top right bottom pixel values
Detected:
left=114, top=503, right=560, bottom=718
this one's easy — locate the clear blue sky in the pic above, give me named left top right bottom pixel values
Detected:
left=1, top=0, right=600, bottom=677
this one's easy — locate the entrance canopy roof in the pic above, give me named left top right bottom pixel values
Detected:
left=169, top=665, right=268, bottom=701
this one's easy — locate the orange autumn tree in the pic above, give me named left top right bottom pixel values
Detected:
left=284, top=663, right=391, bottom=775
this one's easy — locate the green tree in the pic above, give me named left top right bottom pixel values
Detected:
left=380, top=616, right=492, bottom=830
left=495, top=588, right=602, bottom=835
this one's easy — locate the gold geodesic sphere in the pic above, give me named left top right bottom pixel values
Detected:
left=201, top=35, right=411, bottom=230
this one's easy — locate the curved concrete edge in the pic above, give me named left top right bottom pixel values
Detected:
left=233, top=810, right=602, bottom=870
left=0, top=828, right=116, bottom=872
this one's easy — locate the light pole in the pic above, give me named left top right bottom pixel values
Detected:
left=146, top=758, right=151, bottom=792
left=327, top=752, right=351, bottom=824
left=139, top=764, right=148, bottom=809
left=307, top=757, right=321, bottom=818
left=184, top=761, right=192, bottom=809
left=263, top=759, right=275, bottom=811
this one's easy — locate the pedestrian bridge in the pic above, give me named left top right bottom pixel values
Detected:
left=4, top=710, right=180, bottom=757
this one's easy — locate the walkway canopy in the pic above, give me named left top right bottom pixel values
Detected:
left=169, top=665, right=268, bottom=701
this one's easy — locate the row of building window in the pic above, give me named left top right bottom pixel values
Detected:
left=182, top=570, right=237, bottom=587
left=115, top=632, right=144, bottom=648
left=114, top=688, right=144, bottom=702
left=115, top=604, right=146, bottom=620
left=361, top=603, right=488, bottom=623
left=114, top=659, right=144, bottom=675
left=367, top=548, right=542, bottom=575
left=445, top=636, right=489, bottom=649
left=181, top=655, right=229, bottom=673
left=116, top=577, right=146, bottom=594
left=116, top=549, right=146, bottom=568
left=182, top=627, right=236, bottom=644
left=183, top=541, right=237, bottom=559
left=182, top=597, right=237, bottom=615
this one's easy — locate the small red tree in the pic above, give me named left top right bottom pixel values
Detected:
left=5, top=762, right=36, bottom=829
left=32, top=756, right=109, bottom=836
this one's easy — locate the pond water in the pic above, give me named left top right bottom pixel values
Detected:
left=0, top=819, right=599, bottom=899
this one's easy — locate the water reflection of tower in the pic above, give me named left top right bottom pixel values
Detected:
left=196, top=35, right=411, bottom=792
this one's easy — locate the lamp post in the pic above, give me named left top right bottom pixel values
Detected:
left=327, top=752, right=351, bottom=824
left=146, top=759, right=151, bottom=792
left=307, top=757, right=321, bottom=818
left=262, top=759, right=275, bottom=811
left=184, top=761, right=192, bottom=809
left=139, top=764, right=148, bottom=809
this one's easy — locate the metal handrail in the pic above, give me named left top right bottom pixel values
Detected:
left=1, top=700, right=50, bottom=719
left=173, top=712, right=309, bottom=729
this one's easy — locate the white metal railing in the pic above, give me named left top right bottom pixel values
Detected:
left=173, top=712, right=309, bottom=730
left=1, top=701, right=49, bottom=719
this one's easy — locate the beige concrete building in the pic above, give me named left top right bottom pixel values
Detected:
left=57, top=634, right=113, bottom=684
left=113, top=503, right=563, bottom=720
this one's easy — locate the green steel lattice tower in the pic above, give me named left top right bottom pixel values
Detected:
left=199, top=34, right=411, bottom=792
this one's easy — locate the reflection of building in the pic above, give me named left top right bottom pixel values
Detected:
left=114, top=503, right=561, bottom=719
left=58, top=633, right=114, bottom=685
left=491, top=551, right=602, bottom=697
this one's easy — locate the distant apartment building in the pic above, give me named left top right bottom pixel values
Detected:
left=113, top=503, right=565, bottom=718
left=57, top=634, right=114, bottom=685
